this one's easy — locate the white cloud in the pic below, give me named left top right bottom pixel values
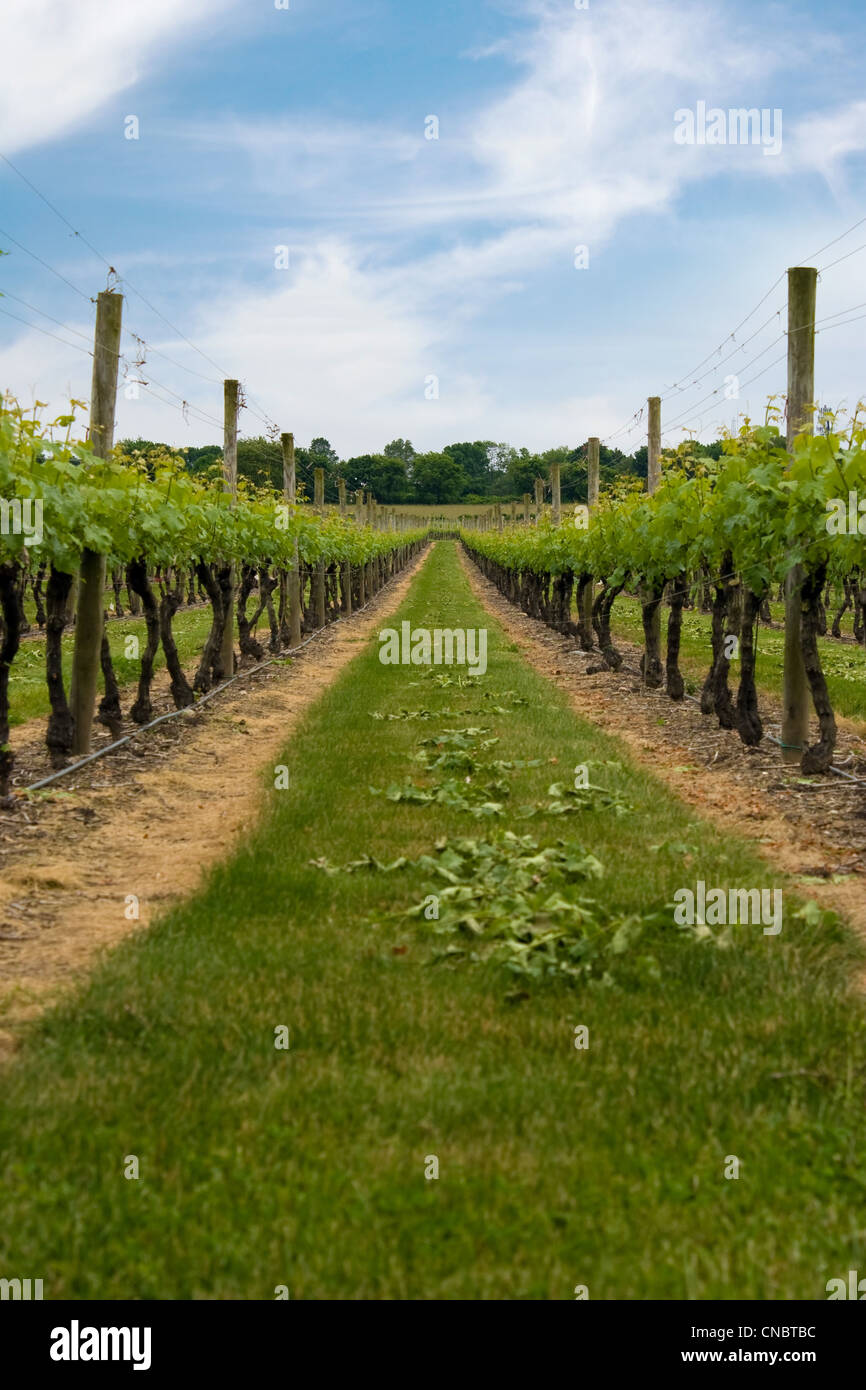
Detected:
left=0, top=0, right=234, bottom=154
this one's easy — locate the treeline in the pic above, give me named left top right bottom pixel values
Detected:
left=118, top=434, right=728, bottom=505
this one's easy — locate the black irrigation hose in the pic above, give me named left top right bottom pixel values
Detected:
left=18, top=553, right=423, bottom=796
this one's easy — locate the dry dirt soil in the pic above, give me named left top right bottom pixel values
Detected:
left=0, top=555, right=426, bottom=1055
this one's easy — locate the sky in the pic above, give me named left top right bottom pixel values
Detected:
left=1, top=0, right=865, bottom=459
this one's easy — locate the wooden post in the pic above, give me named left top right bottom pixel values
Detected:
left=337, top=478, right=351, bottom=615
left=550, top=462, right=561, bottom=525
left=280, top=432, right=302, bottom=647
left=314, top=467, right=326, bottom=627
left=523, top=492, right=531, bottom=524
left=218, top=379, right=239, bottom=677
left=582, top=436, right=601, bottom=639
left=70, top=290, right=123, bottom=754
left=495, top=501, right=503, bottom=532
left=587, top=437, right=600, bottom=509
left=647, top=397, right=661, bottom=494
left=644, top=398, right=663, bottom=664
left=357, top=492, right=366, bottom=606
left=534, top=477, right=544, bottom=523
left=781, top=266, right=817, bottom=764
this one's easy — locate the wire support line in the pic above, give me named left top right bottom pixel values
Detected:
left=0, top=303, right=94, bottom=356
left=0, top=289, right=94, bottom=344
left=0, top=223, right=93, bottom=302
left=661, top=303, right=788, bottom=401
left=0, top=149, right=234, bottom=383
left=817, top=239, right=866, bottom=275
left=134, top=378, right=223, bottom=431
left=801, top=212, right=866, bottom=267
left=663, top=274, right=787, bottom=396
left=662, top=336, right=787, bottom=431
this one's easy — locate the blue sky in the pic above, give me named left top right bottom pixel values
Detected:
left=1, top=0, right=866, bottom=457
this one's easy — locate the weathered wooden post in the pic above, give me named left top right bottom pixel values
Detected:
left=647, top=397, right=661, bottom=494
left=70, top=290, right=123, bottom=754
left=523, top=492, right=531, bottom=525
left=314, top=467, right=327, bottom=627
left=582, top=436, right=601, bottom=639
left=337, top=478, right=351, bottom=615
left=550, top=461, right=561, bottom=525
left=587, top=436, right=600, bottom=509
left=280, top=432, right=302, bottom=647
left=781, top=266, right=817, bottom=764
left=218, top=379, right=239, bottom=677
left=534, top=477, right=544, bottom=524
left=643, top=398, right=663, bottom=676
left=357, top=491, right=366, bottom=606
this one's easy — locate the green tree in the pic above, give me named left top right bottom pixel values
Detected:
left=410, top=451, right=468, bottom=504
left=237, top=436, right=282, bottom=489
left=442, top=441, right=494, bottom=494
left=184, top=444, right=223, bottom=476
left=505, top=447, right=542, bottom=499
left=383, top=438, right=416, bottom=463
left=343, top=453, right=410, bottom=503
left=310, top=437, right=339, bottom=468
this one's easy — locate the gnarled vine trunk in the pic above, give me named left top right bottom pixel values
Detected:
left=45, top=566, right=74, bottom=763
left=0, top=561, right=23, bottom=798
left=734, top=589, right=763, bottom=746
left=98, top=623, right=123, bottom=738
left=800, top=562, right=837, bottom=774
left=639, top=581, right=665, bottom=688
left=699, top=555, right=737, bottom=729
left=665, top=574, right=688, bottom=701
left=237, top=563, right=265, bottom=661
left=193, top=561, right=229, bottom=693
left=127, top=558, right=161, bottom=723
left=159, top=577, right=195, bottom=709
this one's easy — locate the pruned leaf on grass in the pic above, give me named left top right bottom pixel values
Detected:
left=309, top=853, right=410, bottom=875
left=396, top=832, right=671, bottom=986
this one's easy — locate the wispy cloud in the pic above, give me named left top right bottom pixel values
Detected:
left=0, top=0, right=236, bottom=155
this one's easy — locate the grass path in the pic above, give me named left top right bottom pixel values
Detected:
left=2, top=542, right=865, bottom=1299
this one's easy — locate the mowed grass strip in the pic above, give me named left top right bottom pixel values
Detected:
left=1, top=541, right=865, bottom=1300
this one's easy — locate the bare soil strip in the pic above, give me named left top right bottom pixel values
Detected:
left=460, top=548, right=866, bottom=941
left=0, top=553, right=427, bottom=1053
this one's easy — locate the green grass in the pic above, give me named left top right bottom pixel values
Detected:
left=9, top=607, right=216, bottom=727
left=2, top=541, right=865, bottom=1300
left=609, top=593, right=866, bottom=726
